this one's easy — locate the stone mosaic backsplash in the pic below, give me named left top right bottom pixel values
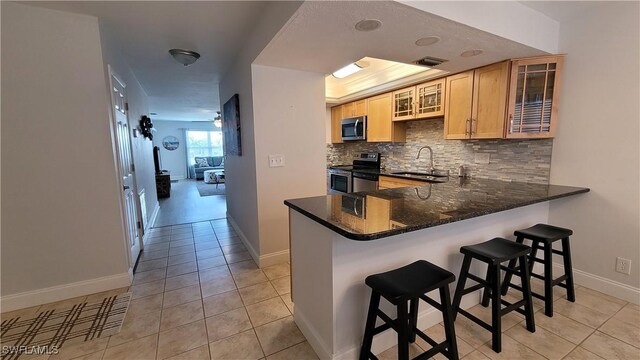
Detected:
left=327, top=120, right=554, bottom=184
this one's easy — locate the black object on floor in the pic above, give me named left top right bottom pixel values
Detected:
left=452, top=237, right=536, bottom=353
left=359, top=260, right=459, bottom=360
left=501, top=223, right=576, bottom=317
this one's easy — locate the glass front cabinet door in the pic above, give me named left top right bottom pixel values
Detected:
left=416, top=79, right=445, bottom=118
left=507, top=55, right=564, bottom=138
left=392, top=86, right=415, bottom=121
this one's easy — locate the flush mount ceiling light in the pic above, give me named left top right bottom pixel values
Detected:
left=415, top=36, right=440, bottom=46
left=355, top=19, right=382, bottom=32
left=213, top=111, right=222, bottom=128
left=332, top=60, right=370, bottom=79
left=460, top=49, right=483, bottom=57
left=169, top=49, right=201, bottom=66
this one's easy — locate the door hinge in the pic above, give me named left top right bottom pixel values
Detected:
left=125, top=102, right=129, bottom=111
left=137, top=221, right=142, bottom=229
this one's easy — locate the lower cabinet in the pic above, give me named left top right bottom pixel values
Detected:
left=378, top=176, right=428, bottom=189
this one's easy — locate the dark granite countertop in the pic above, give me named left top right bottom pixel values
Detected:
left=285, top=178, right=589, bottom=241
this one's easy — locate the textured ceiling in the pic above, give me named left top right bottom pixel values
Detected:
left=256, top=1, right=547, bottom=76
left=27, top=1, right=268, bottom=121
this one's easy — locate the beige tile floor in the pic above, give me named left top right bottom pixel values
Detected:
left=2, top=219, right=638, bottom=360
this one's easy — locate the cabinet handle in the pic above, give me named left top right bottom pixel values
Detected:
left=465, top=118, right=471, bottom=135
left=471, top=118, right=477, bottom=134
left=508, top=114, right=513, bottom=133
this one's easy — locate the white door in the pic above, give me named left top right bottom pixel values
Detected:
left=109, top=67, right=141, bottom=267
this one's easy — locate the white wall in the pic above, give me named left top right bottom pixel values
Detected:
left=99, top=21, right=158, bottom=231
left=152, top=120, right=218, bottom=180
left=1, top=3, right=129, bottom=305
left=252, top=65, right=327, bottom=261
left=219, top=1, right=303, bottom=260
left=549, top=2, right=640, bottom=290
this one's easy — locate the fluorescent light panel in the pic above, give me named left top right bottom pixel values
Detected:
left=332, top=63, right=364, bottom=79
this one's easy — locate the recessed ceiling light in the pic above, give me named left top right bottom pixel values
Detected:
left=332, top=60, right=370, bottom=79
left=415, top=36, right=440, bottom=46
left=460, top=49, right=483, bottom=57
left=355, top=19, right=382, bottom=32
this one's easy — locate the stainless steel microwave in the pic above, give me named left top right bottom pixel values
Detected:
left=341, top=116, right=366, bottom=141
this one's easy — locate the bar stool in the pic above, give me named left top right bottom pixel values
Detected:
left=501, top=224, right=575, bottom=317
left=452, top=238, right=535, bottom=353
left=359, top=260, right=459, bottom=360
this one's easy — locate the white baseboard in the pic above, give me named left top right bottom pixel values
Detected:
left=170, top=175, right=185, bottom=181
left=259, top=250, right=290, bottom=268
left=298, top=290, right=481, bottom=360
left=0, top=272, right=132, bottom=312
left=553, top=263, right=640, bottom=304
left=226, top=214, right=260, bottom=264
left=148, top=202, right=160, bottom=229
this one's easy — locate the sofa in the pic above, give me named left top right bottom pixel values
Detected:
left=189, top=156, right=224, bottom=180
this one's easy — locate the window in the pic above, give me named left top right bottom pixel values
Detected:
left=186, top=130, right=223, bottom=160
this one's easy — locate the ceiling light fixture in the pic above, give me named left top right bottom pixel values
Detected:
left=332, top=60, right=370, bottom=79
left=460, top=49, right=483, bottom=57
left=415, top=36, right=441, bottom=46
left=355, top=19, right=382, bottom=32
left=169, top=49, right=201, bottom=66
left=213, top=111, right=222, bottom=128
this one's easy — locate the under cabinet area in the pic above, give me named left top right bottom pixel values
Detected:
left=367, top=93, right=406, bottom=142
left=444, top=61, right=510, bottom=139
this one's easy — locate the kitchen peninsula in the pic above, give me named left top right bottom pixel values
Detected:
left=284, top=179, right=588, bottom=360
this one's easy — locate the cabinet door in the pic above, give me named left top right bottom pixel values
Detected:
left=471, top=61, right=509, bottom=139
left=342, top=102, right=354, bottom=118
left=416, top=78, right=445, bottom=118
left=367, top=93, right=405, bottom=143
left=392, top=86, right=416, bottom=121
left=507, top=56, right=563, bottom=138
left=353, top=99, right=367, bottom=117
left=330, top=106, right=343, bottom=144
left=444, top=71, right=473, bottom=139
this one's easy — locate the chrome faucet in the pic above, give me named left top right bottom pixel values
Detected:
left=416, top=145, right=435, bottom=173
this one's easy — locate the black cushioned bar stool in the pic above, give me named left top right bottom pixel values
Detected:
left=501, top=224, right=575, bottom=317
left=452, top=238, right=535, bottom=353
left=359, top=260, right=458, bottom=360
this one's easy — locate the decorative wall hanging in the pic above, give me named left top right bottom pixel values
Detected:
left=222, top=94, right=242, bottom=156
left=162, top=136, right=180, bottom=151
left=139, top=115, right=154, bottom=140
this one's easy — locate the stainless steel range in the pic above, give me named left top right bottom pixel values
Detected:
left=328, top=153, right=381, bottom=194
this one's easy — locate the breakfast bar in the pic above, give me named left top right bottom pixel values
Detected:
left=284, top=179, right=588, bottom=360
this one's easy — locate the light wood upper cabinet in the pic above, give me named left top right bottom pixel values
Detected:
left=444, top=61, right=509, bottom=139
left=416, top=78, right=446, bottom=118
left=342, top=99, right=367, bottom=118
left=367, top=93, right=406, bottom=143
left=392, top=79, right=446, bottom=121
left=506, top=55, right=564, bottom=139
left=330, top=106, right=343, bottom=144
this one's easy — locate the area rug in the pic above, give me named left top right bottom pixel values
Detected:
left=0, top=292, right=131, bottom=359
left=196, top=181, right=226, bottom=196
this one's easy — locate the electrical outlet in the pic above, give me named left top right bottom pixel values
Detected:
left=268, top=154, right=285, bottom=168
left=474, top=153, right=490, bottom=165
left=616, top=257, right=632, bottom=275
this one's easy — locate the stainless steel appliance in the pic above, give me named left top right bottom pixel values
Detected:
left=341, top=116, right=367, bottom=141
left=328, top=152, right=380, bottom=193
left=328, top=168, right=352, bottom=194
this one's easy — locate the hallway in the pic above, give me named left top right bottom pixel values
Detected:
left=153, top=180, right=227, bottom=227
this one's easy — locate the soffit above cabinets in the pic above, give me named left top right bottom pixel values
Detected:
left=325, top=57, right=447, bottom=105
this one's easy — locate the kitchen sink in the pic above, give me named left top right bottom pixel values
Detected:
left=391, top=171, right=449, bottom=178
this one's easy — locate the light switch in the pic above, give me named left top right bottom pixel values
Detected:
left=269, top=154, right=285, bottom=167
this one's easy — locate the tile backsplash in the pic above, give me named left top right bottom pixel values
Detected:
left=327, top=120, right=553, bottom=184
